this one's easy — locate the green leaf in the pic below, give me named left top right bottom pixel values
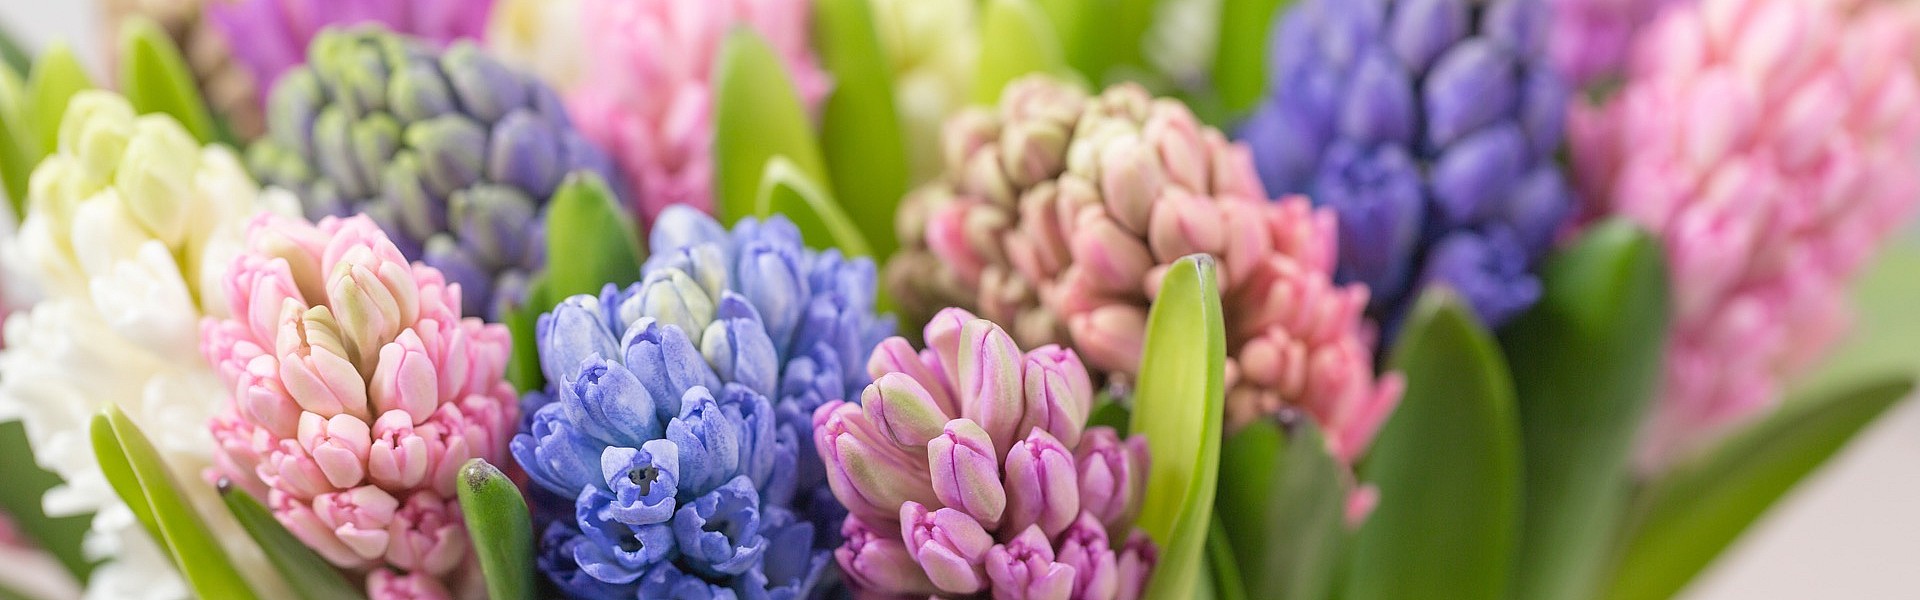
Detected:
left=458, top=459, right=536, bottom=600
left=1213, top=0, right=1291, bottom=119
left=1047, top=0, right=1162, bottom=86
left=754, top=156, right=873, bottom=257
left=1130, top=253, right=1226, bottom=600
left=0, top=23, right=29, bottom=76
left=91, top=406, right=258, bottom=600
left=713, top=29, right=832, bottom=225
left=117, top=18, right=221, bottom=145
left=1789, top=240, right=1920, bottom=397
left=0, top=422, right=94, bottom=581
left=1499, top=220, right=1669, bottom=600
left=1216, top=420, right=1344, bottom=600
left=1600, top=375, right=1914, bottom=600
left=1086, top=398, right=1131, bottom=436
left=1347, top=290, right=1520, bottom=600
left=216, top=482, right=364, bottom=600
left=505, top=275, right=552, bottom=393
left=812, top=0, right=908, bottom=258
left=24, top=43, right=93, bottom=156
left=0, top=60, right=35, bottom=220
left=975, top=0, right=1075, bottom=105
left=544, top=171, right=645, bottom=300
left=1206, top=515, right=1248, bottom=600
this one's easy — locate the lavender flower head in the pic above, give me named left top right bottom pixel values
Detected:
left=211, top=0, right=494, bottom=108
left=512, top=206, right=892, bottom=599
left=247, top=26, right=623, bottom=322
left=1240, top=0, right=1573, bottom=331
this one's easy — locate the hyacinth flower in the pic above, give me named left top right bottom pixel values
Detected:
left=815, top=308, right=1156, bottom=599
left=512, top=206, right=890, bottom=598
left=1546, top=0, right=1689, bottom=87
left=0, top=91, right=296, bottom=600
left=567, top=0, right=830, bottom=223
left=484, top=0, right=586, bottom=92
left=201, top=213, right=520, bottom=598
left=1240, top=0, right=1574, bottom=332
left=889, top=75, right=1399, bottom=460
left=247, top=26, right=621, bottom=322
left=1568, top=0, right=1920, bottom=464
left=210, top=0, right=493, bottom=111
left=869, top=0, right=980, bottom=183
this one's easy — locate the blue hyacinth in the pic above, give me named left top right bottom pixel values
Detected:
left=512, top=206, right=893, bottom=599
left=1240, top=0, right=1572, bottom=331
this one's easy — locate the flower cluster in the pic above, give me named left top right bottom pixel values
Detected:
left=889, top=75, right=1399, bottom=458
left=0, top=91, right=291, bottom=600
left=1547, top=0, right=1688, bottom=87
left=816, top=308, right=1156, bottom=598
left=210, top=0, right=494, bottom=109
left=1568, top=0, right=1920, bottom=463
left=566, top=0, right=829, bottom=223
left=247, top=26, right=621, bottom=322
left=512, top=206, right=891, bottom=598
left=1241, top=0, right=1574, bottom=331
left=202, top=214, right=519, bottom=598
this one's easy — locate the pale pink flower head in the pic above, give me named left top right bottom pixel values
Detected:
left=567, top=0, right=831, bottom=223
left=203, top=213, right=518, bottom=598
left=1569, top=0, right=1920, bottom=465
left=889, top=76, right=1401, bottom=463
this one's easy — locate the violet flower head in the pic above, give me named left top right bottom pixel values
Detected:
left=1240, top=0, right=1574, bottom=332
left=247, top=26, right=623, bottom=322
left=202, top=213, right=520, bottom=599
left=1546, top=0, right=1689, bottom=87
left=890, top=76, right=1401, bottom=460
left=1568, top=0, right=1920, bottom=465
left=815, top=309, right=1157, bottom=599
left=512, top=206, right=891, bottom=598
left=567, top=0, right=830, bottom=223
left=210, top=0, right=494, bottom=108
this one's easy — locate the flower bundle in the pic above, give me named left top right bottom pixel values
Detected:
left=1, top=2, right=1917, bottom=600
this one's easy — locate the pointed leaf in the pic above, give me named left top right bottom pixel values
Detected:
left=458, top=459, right=535, bottom=600
left=1, top=60, right=35, bottom=218
left=505, top=275, right=552, bottom=393
left=544, top=171, right=645, bottom=300
left=92, top=406, right=259, bottom=599
left=755, top=156, right=873, bottom=257
left=118, top=18, right=221, bottom=145
left=1130, top=254, right=1225, bottom=600
left=216, top=482, right=364, bottom=600
left=0, top=422, right=93, bottom=580
left=714, top=29, right=832, bottom=224
left=1216, top=420, right=1344, bottom=600
left=0, top=23, right=28, bottom=76
left=1206, top=515, right=1247, bottom=600
left=1347, top=290, right=1520, bottom=600
left=1050, top=0, right=1161, bottom=86
left=812, top=0, right=908, bottom=258
left=1500, top=220, right=1669, bottom=600
left=1213, top=0, right=1291, bottom=118
left=1600, top=375, right=1914, bottom=600
left=975, top=0, right=1075, bottom=105
left=24, top=43, right=92, bottom=155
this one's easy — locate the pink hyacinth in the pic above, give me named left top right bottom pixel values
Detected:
left=1548, top=0, right=1690, bottom=87
left=567, top=0, right=831, bottom=223
left=202, top=214, right=518, bottom=599
left=1569, top=0, right=1920, bottom=465
left=890, top=77, right=1400, bottom=463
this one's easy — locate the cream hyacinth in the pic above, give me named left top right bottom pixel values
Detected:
left=0, top=91, right=294, bottom=600
left=485, top=0, right=587, bottom=92
left=870, top=0, right=979, bottom=184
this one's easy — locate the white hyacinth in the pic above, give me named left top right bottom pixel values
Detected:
left=486, top=0, right=588, bottom=92
left=0, top=91, right=292, bottom=600
left=870, top=0, right=979, bottom=183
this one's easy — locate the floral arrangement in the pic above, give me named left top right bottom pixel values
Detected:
left=0, top=1, right=1914, bottom=599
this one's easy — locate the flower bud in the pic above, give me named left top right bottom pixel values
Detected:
left=901, top=502, right=994, bottom=595
left=700, top=295, right=780, bottom=398
left=1056, top=513, right=1119, bottom=600
left=1003, top=429, right=1081, bottom=538
left=863, top=372, right=953, bottom=448
left=837, top=515, right=937, bottom=596
left=561, top=357, right=661, bottom=447
left=367, top=410, right=431, bottom=491
left=814, top=401, right=939, bottom=525
left=314, top=485, right=401, bottom=561
left=667, top=388, right=744, bottom=498
left=1115, top=529, right=1158, bottom=600
left=601, top=441, right=680, bottom=526
left=927, top=419, right=1005, bottom=527
left=365, top=570, right=452, bottom=600
left=637, top=268, right=717, bottom=345
left=957, top=318, right=1027, bottom=449
left=1021, top=345, right=1093, bottom=448
left=982, top=525, right=1075, bottom=600
left=383, top=493, right=466, bottom=576
left=297, top=412, right=372, bottom=489
left=1074, top=428, right=1149, bottom=531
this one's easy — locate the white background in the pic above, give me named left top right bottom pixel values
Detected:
left=1, top=0, right=1915, bottom=597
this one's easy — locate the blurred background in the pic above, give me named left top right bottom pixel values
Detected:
left=0, top=0, right=1914, bottom=597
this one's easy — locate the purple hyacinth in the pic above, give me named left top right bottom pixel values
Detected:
left=512, top=207, right=892, bottom=599
left=1240, top=0, right=1572, bottom=330
left=246, top=26, right=623, bottom=321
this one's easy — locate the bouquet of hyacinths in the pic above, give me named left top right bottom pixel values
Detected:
left=1, top=2, right=1919, bottom=600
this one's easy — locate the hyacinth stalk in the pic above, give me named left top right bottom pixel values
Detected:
left=1240, top=0, right=1574, bottom=332
left=247, top=26, right=621, bottom=322
left=566, top=0, right=830, bottom=223
left=816, top=308, right=1157, bottom=599
left=889, top=75, right=1400, bottom=461
left=202, top=213, right=520, bottom=598
left=210, top=0, right=494, bottom=110
left=512, top=206, right=891, bottom=598
left=1568, top=0, right=1920, bottom=464
left=0, top=91, right=293, bottom=600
